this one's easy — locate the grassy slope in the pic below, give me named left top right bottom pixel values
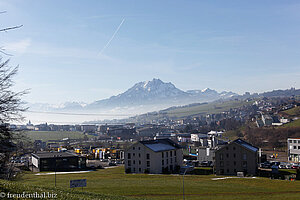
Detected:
left=25, top=131, right=95, bottom=141
left=283, top=119, right=300, bottom=128
left=282, top=107, right=300, bottom=117
left=18, top=166, right=300, bottom=200
left=165, top=100, right=251, bottom=118
left=0, top=179, right=136, bottom=200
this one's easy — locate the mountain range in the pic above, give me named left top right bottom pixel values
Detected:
left=27, top=78, right=237, bottom=112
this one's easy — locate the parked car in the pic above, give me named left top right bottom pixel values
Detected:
left=108, top=162, right=117, bottom=166
left=279, top=164, right=286, bottom=169
left=291, top=164, right=299, bottom=169
left=260, top=161, right=271, bottom=169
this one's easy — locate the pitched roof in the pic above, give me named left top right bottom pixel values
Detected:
left=140, top=139, right=181, bottom=152
left=233, top=139, right=258, bottom=152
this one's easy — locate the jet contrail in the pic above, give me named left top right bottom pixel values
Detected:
left=98, top=18, right=125, bottom=56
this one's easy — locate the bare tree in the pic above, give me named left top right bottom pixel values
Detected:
left=0, top=12, right=27, bottom=179
left=0, top=59, right=28, bottom=179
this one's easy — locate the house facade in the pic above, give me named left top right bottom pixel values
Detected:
left=287, top=138, right=300, bottom=162
left=215, top=139, right=258, bottom=176
left=125, top=139, right=183, bottom=174
left=31, top=151, right=86, bottom=172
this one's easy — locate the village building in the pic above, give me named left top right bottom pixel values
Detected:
left=215, top=139, right=259, bottom=176
left=31, top=151, right=86, bottom=172
left=125, top=139, right=183, bottom=174
left=287, top=138, right=300, bottom=162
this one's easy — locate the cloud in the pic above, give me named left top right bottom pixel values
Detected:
left=4, top=38, right=31, bottom=54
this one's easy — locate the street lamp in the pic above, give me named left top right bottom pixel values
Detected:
left=181, top=165, right=193, bottom=200
left=54, top=155, right=57, bottom=187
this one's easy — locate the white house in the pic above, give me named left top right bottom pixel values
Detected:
left=288, top=138, right=300, bottom=162
left=125, top=139, right=183, bottom=174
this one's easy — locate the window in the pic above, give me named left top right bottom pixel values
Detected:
left=133, top=147, right=135, bottom=150
left=298, top=140, right=300, bottom=144
left=139, top=168, right=141, bottom=172
left=233, top=153, right=236, bottom=158
left=167, top=159, right=169, bottom=164
left=170, top=158, right=173, bottom=164
left=128, top=160, right=131, bottom=166
left=175, top=157, right=177, bottom=162
left=139, top=160, right=141, bottom=165
left=294, top=140, right=297, bottom=143
left=162, top=160, right=164, bottom=165
left=139, top=153, right=141, bottom=158
left=242, top=161, right=247, bottom=168
left=220, top=161, right=224, bottom=167
left=133, top=153, right=135, bottom=157
left=162, top=152, right=164, bottom=158
left=170, top=151, right=172, bottom=157
left=226, top=153, right=229, bottom=158
left=294, top=146, right=297, bottom=149
left=147, top=161, right=150, bottom=167
left=166, top=152, right=168, bottom=157
left=243, top=153, right=247, bottom=160
left=128, top=153, right=131, bottom=159
left=233, top=147, right=236, bottom=150
left=138, top=147, right=140, bottom=150
left=220, top=154, right=223, bottom=160
left=146, top=153, right=150, bottom=159
left=220, top=169, right=224, bottom=175
left=298, top=146, right=300, bottom=149
left=133, top=160, right=135, bottom=164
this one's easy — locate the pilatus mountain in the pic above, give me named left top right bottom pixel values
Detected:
left=28, top=78, right=237, bottom=112
left=86, top=78, right=237, bottom=109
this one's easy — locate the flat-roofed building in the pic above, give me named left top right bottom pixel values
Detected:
left=215, top=139, right=258, bottom=176
left=287, top=138, right=300, bottom=162
left=31, top=152, right=86, bottom=172
left=125, top=139, right=183, bottom=174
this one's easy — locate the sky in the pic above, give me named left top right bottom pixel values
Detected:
left=1, top=0, right=300, bottom=105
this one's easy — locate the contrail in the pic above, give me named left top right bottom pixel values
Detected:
left=98, top=18, right=125, bottom=56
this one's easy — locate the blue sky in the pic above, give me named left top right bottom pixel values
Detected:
left=1, top=0, right=300, bottom=104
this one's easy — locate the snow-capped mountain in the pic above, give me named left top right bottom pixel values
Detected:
left=27, top=78, right=238, bottom=112
left=87, top=78, right=237, bottom=109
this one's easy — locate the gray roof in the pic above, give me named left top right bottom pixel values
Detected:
left=140, top=139, right=181, bottom=152
left=234, top=139, right=258, bottom=152
left=32, top=151, right=79, bottom=159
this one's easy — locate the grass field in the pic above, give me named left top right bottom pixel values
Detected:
left=17, top=166, right=300, bottom=200
left=283, top=119, right=300, bottom=128
left=282, top=107, right=300, bottom=117
left=165, top=100, right=251, bottom=118
left=24, top=131, right=95, bottom=141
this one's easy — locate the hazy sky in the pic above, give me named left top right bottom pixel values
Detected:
left=2, top=0, right=300, bottom=104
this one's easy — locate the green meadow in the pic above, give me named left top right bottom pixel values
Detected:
left=24, top=131, right=95, bottom=142
left=12, top=166, right=300, bottom=200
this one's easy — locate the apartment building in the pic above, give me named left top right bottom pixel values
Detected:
left=215, top=139, right=259, bottom=176
left=125, top=139, right=183, bottom=174
left=288, top=138, right=300, bottom=162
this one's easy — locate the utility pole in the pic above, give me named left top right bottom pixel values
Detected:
left=182, top=166, right=192, bottom=200
left=54, top=155, right=57, bottom=187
